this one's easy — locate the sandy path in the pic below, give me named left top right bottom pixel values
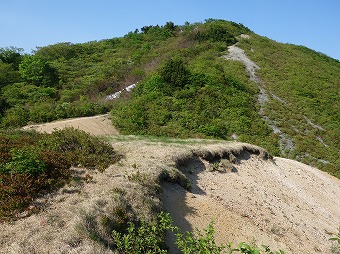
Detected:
left=22, top=114, right=118, bottom=136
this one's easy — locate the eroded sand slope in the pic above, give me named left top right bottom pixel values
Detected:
left=2, top=116, right=337, bottom=254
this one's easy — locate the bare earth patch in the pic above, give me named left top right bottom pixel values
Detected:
left=22, top=114, right=118, bottom=136
left=163, top=155, right=340, bottom=253
left=1, top=116, right=338, bottom=253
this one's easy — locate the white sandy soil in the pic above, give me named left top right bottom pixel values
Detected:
left=0, top=116, right=337, bottom=254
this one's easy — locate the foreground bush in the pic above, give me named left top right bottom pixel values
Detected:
left=112, top=212, right=172, bottom=254
left=111, top=212, right=285, bottom=254
left=0, top=128, right=120, bottom=220
left=38, top=127, right=121, bottom=171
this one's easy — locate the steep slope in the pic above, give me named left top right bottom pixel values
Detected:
left=1, top=19, right=339, bottom=178
left=236, top=34, right=340, bottom=177
left=1, top=118, right=338, bottom=253
left=164, top=155, right=340, bottom=253
left=223, top=43, right=293, bottom=155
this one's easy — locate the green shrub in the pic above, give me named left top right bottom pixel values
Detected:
left=0, top=128, right=119, bottom=220
left=110, top=212, right=285, bottom=254
left=112, top=212, right=173, bottom=253
left=175, top=221, right=225, bottom=254
left=18, top=55, right=57, bottom=87
left=38, top=127, right=120, bottom=171
left=159, top=58, right=190, bottom=91
left=1, top=148, right=46, bottom=175
left=194, top=20, right=237, bottom=44
left=1, top=105, right=29, bottom=127
left=0, top=173, right=38, bottom=218
left=226, top=242, right=285, bottom=254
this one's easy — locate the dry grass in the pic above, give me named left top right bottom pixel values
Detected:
left=0, top=137, right=270, bottom=253
left=1, top=130, right=339, bottom=253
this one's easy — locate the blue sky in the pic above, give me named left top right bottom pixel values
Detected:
left=1, top=0, right=339, bottom=60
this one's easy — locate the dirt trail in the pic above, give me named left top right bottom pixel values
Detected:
left=223, top=43, right=294, bottom=156
left=224, top=38, right=331, bottom=153
left=2, top=116, right=337, bottom=254
left=23, top=114, right=118, bottom=136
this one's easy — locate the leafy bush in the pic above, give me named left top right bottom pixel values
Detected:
left=175, top=221, right=225, bottom=254
left=191, top=19, right=248, bottom=45
left=1, top=148, right=46, bottom=175
left=159, top=58, right=190, bottom=92
left=18, top=55, right=57, bottom=87
left=111, top=212, right=285, bottom=254
left=0, top=173, right=40, bottom=218
left=0, top=105, right=29, bottom=127
left=38, top=127, right=121, bottom=171
left=112, top=212, right=172, bottom=253
left=0, top=128, right=120, bottom=220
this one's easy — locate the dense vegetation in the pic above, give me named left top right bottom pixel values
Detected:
left=1, top=19, right=339, bottom=253
left=111, top=57, right=279, bottom=155
left=238, top=35, right=340, bottom=177
left=0, top=128, right=120, bottom=220
left=0, top=19, right=339, bottom=178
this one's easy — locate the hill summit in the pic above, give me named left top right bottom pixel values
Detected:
left=0, top=20, right=340, bottom=253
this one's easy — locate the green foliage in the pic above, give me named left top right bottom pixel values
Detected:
left=140, top=21, right=177, bottom=40
left=0, top=46, right=24, bottom=69
left=0, top=105, right=29, bottom=127
left=175, top=221, right=226, bottom=254
left=38, top=127, right=120, bottom=171
left=111, top=212, right=285, bottom=254
left=1, top=148, right=46, bottom=175
left=0, top=130, right=69, bottom=219
left=159, top=58, right=190, bottom=92
left=111, top=58, right=279, bottom=154
left=2, top=82, right=57, bottom=106
left=19, top=55, right=57, bottom=86
left=0, top=19, right=247, bottom=128
left=0, top=90, right=108, bottom=127
left=226, top=242, right=285, bottom=254
left=0, top=19, right=338, bottom=177
left=327, top=227, right=340, bottom=252
left=112, top=212, right=172, bottom=253
left=0, top=62, right=21, bottom=88
left=0, top=173, right=40, bottom=219
left=195, top=20, right=237, bottom=45
left=238, top=33, right=340, bottom=177
left=0, top=128, right=119, bottom=220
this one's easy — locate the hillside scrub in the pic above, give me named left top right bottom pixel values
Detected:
left=0, top=128, right=120, bottom=220
left=0, top=19, right=339, bottom=178
left=111, top=57, right=280, bottom=155
left=237, top=34, right=340, bottom=177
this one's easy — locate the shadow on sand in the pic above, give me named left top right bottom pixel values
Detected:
left=161, top=155, right=207, bottom=253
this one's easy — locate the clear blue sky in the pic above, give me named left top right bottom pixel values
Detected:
left=1, top=0, right=339, bottom=60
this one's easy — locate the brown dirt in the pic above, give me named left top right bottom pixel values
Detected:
left=22, top=114, right=118, bottom=136
left=0, top=116, right=338, bottom=253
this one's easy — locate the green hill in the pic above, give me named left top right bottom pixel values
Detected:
left=0, top=19, right=339, bottom=177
